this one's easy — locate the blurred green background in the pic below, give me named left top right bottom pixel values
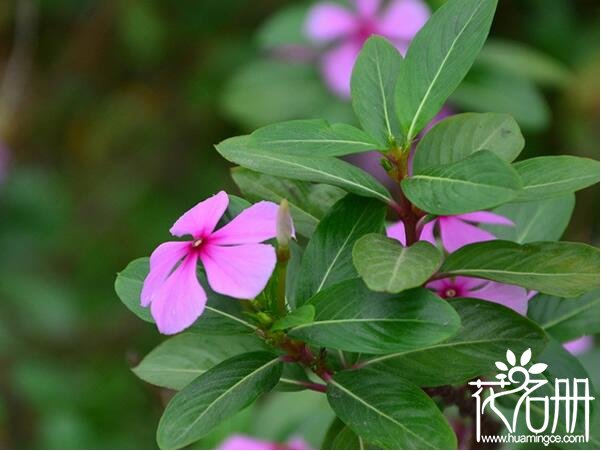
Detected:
left=0, top=0, right=598, bottom=448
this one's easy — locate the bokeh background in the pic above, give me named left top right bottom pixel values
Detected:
left=0, top=0, right=598, bottom=448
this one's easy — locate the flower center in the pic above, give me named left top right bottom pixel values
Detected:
left=192, top=238, right=203, bottom=248
left=444, top=288, right=457, bottom=298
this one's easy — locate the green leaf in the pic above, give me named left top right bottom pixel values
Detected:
left=513, top=156, right=600, bottom=201
left=132, top=333, right=267, bottom=390
left=352, top=235, right=443, bottom=293
left=440, top=240, right=600, bottom=298
left=483, top=195, right=575, bottom=243
left=250, top=119, right=378, bottom=157
left=216, top=136, right=392, bottom=203
left=157, top=352, right=282, bottom=449
left=327, top=367, right=457, bottom=449
left=331, top=426, right=364, bottom=450
left=271, top=305, right=315, bottom=331
left=364, top=298, right=547, bottom=386
left=231, top=167, right=344, bottom=238
left=413, top=112, right=524, bottom=173
left=289, top=279, right=460, bottom=354
left=115, top=258, right=257, bottom=334
left=294, top=195, right=386, bottom=303
left=401, top=150, right=522, bottom=215
left=451, top=69, right=549, bottom=131
left=257, top=4, right=309, bottom=49
left=528, top=289, right=600, bottom=342
left=396, top=0, right=498, bottom=142
left=477, top=39, right=570, bottom=87
left=351, top=36, right=402, bottom=148
left=221, top=60, right=354, bottom=129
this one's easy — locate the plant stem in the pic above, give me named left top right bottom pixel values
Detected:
left=276, top=247, right=289, bottom=316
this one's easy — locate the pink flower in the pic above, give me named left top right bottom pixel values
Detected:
left=141, top=191, right=278, bottom=334
left=218, top=434, right=309, bottom=450
left=387, top=211, right=513, bottom=253
left=427, top=276, right=532, bottom=315
left=305, top=0, right=430, bottom=97
left=563, top=336, right=594, bottom=356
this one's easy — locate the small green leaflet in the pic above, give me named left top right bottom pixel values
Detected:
left=352, top=235, right=443, bottom=293
left=271, top=305, right=315, bottom=331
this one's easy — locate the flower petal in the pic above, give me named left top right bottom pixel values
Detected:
left=355, top=0, right=381, bottom=18
left=201, top=244, right=276, bottom=299
left=169, top=191, right=229, bottom=238
left=377, top=0, right=430, bottom=40
left=218, top=435, right=278, bottom=450
left=321, top=41, right=361, bottom=98
left=470, top=281, right=531, bottom=315
left=210, top=201, right=278, bottom=245
left=563, top=336, right=594, bottom=356
left=419, top=219, right=437, bottom=245
left=150, top=254, right=207, bottom=335
left=455, top=211, right=514, bottom=226
left=305, top=3, right=357, bottom=43
left=141, top=241, right=191, bottom=307
left=439, top=216, right=496, bottom=253
left=386, top=220, right=407, bottom=245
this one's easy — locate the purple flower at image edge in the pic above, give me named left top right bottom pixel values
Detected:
left=218, top=434, right=309, bottom=450
left=141, top=191, right=278, bottom=335
left=305, top=0, right=430, bottom=97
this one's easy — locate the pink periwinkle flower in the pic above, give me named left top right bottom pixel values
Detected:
left=141, top=191, right=278, bottom=335
left=387, top=211, right=514, bottom=253
left=305, top=0, right=430, bottom=97
left=217, top=434, right=309, bottom=450
left=427, top=276, right=533, bottom=315
left=563, top=336, right=594, bottom=356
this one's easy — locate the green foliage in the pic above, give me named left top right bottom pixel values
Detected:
left=353, top=235, right=443, bottom=293
left=402, top=150, right=522, bottom=215
left=413, top=112, right=524, bottom=172
left=271, top=305, right=315, bottom=332
left=351, top=36, right=403, bottom=148
left=289, top=279, right=460, bottom=354
left=231, top=167, right=344, bottom=238
left=365, top=298, right=547, bottom=386
left=216, top=136, right=392, bottom=203
left=528, top=290, right=600, bottom=343
left=441, top=241, right=600, bottom=297
left=327, top=367, right=457, bottom=449
left=513, top=156, right=600, bottom=201
left=157, top=352, right=282, bottom=449
left=396, top=0, right=498, bottom=143
left=294, top=195, right=386, bottom=303
left=132, top=333, right=267, bottom=390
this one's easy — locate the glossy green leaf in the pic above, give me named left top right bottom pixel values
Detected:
left=413, top=112, right=524, bottom=172
left=157, top=352, right=282, bottom=449
left=115, top=258, right=257, bottom=334
left=289, top=279, right=460, bottom=354
left=402, top=150, right=522, bottom=215
left=271, top=305, right=315, bottom=331
left=396, top=0, right=498, bottom=142
left=327, top=367, right=457, bottom=449
left=231, top=167, right=344, bottom=237
left=331, top=426, right=364, bottom=450
left=441, top=240, right=600, bottom=297
left=364, top=298, right=547, bottom=386
left=513, top=156, right=600, bottom=201
left=216, top=136, right=392, bottom=203
left=250, top=119, right=378, bottom=156
left=351, top=36, right=402, bottom=148
left=294, top=195, right=386, bottom=303
left=352, top=235, right=443, bottom=293
left=483, top=195, right=575, bottom=243
left=528, top=289, right=600, bottom=342
left=133, top=333, right=266, bottom=390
